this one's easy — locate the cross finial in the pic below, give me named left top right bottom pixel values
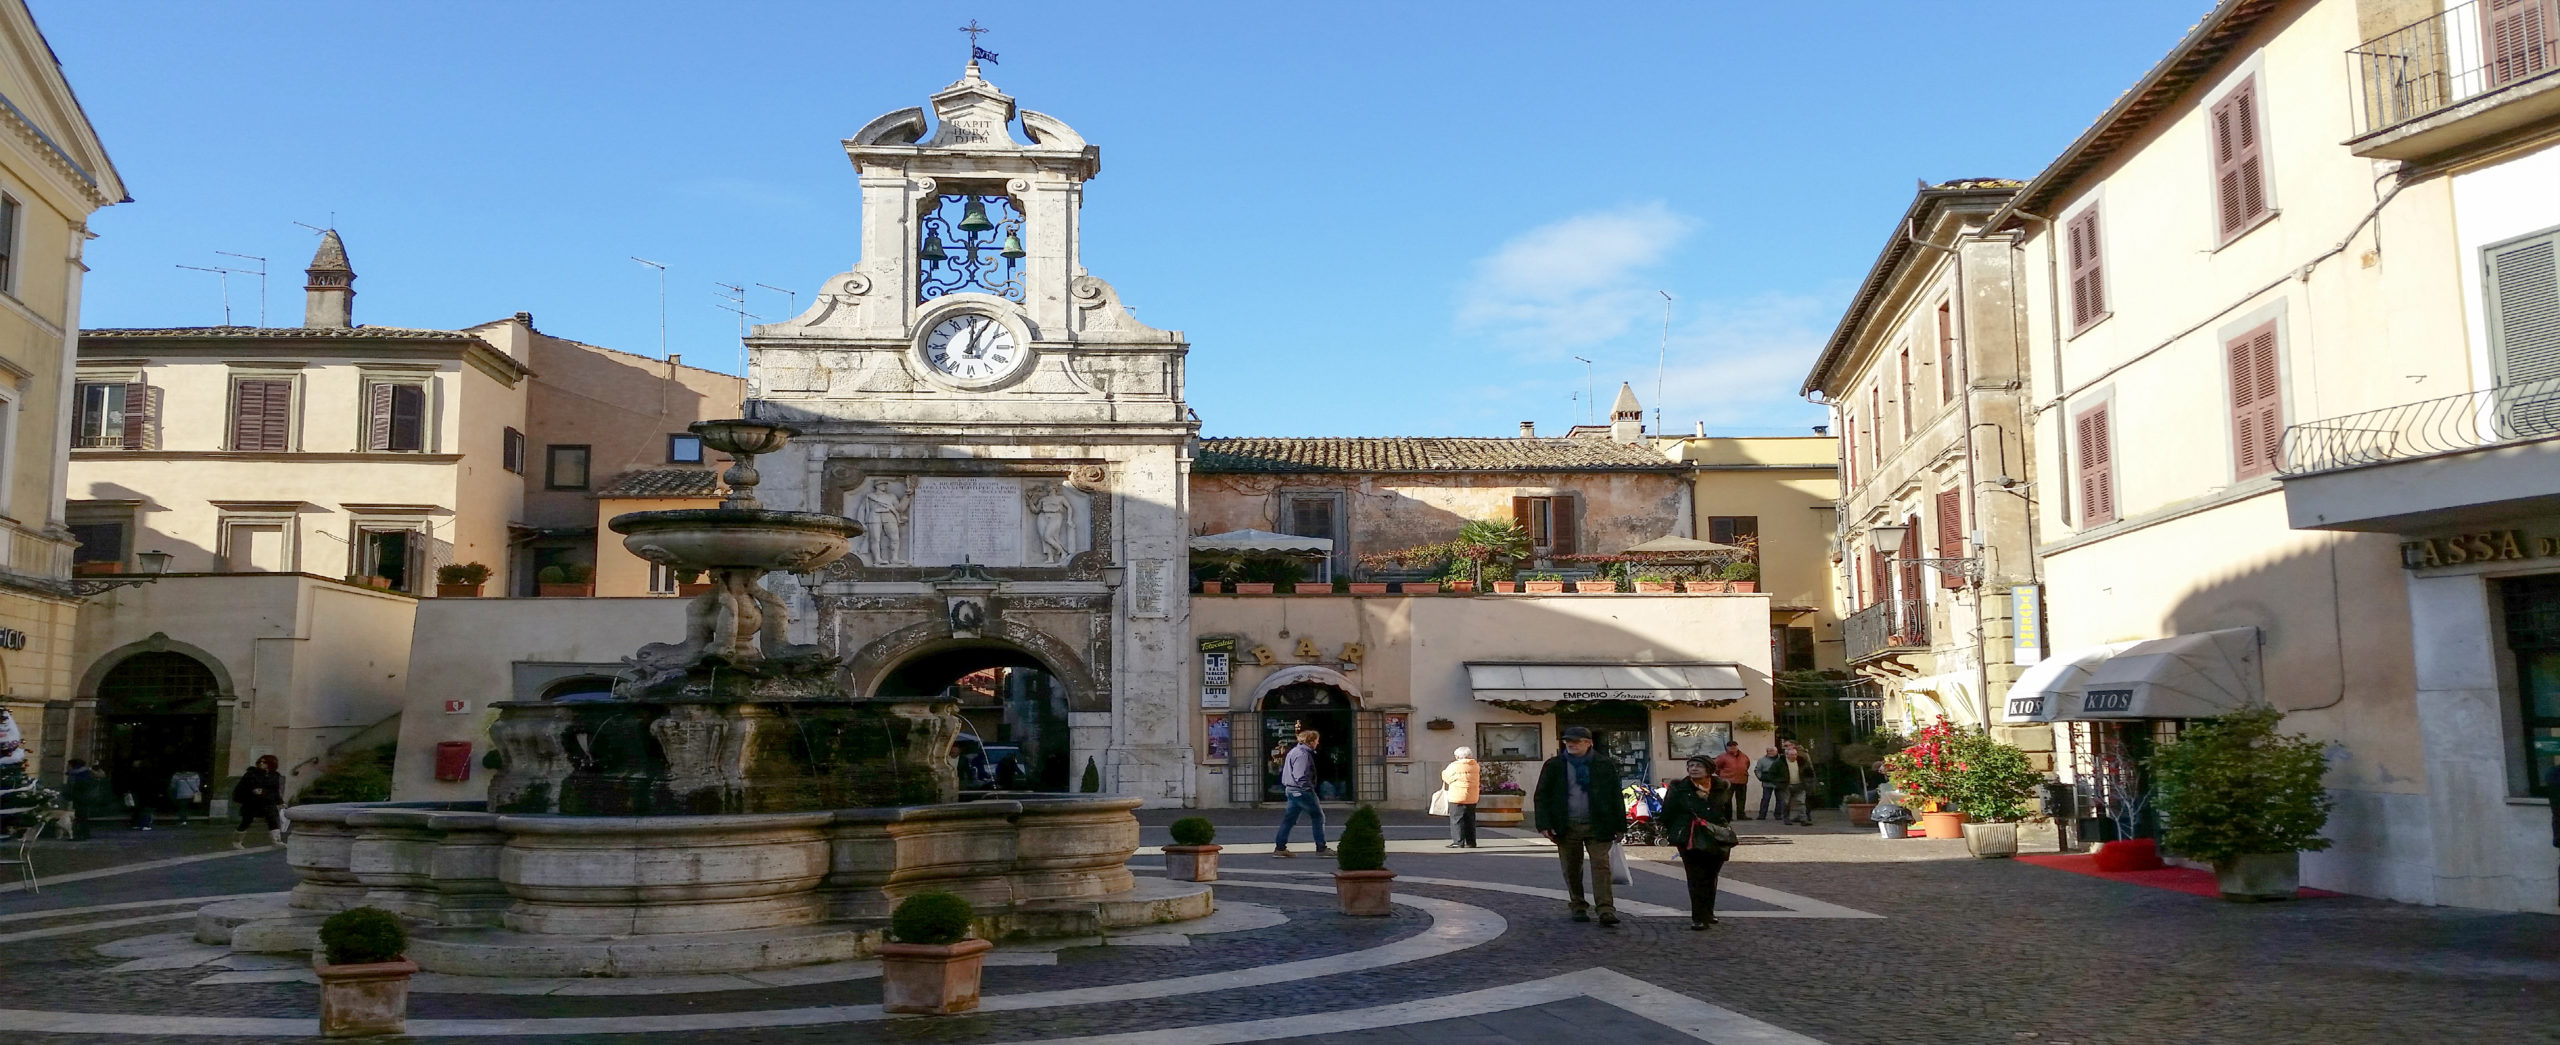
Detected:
left=959, top=19, right=990, bottom=51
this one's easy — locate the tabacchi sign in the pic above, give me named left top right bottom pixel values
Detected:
left=2400, top=530, right=2559, bottom=569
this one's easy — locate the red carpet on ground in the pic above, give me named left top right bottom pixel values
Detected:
left=2017, top=852, right=2342, bottom=899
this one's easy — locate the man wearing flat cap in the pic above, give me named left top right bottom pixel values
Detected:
left=1533, top=725, right=1627, bottom=926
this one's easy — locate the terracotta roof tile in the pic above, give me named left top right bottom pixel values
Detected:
left=594, top=468, right=723, bottom=499
left=82, top=326, right=480, bottom=341
left=1195, top=437, right=1683, bottom=474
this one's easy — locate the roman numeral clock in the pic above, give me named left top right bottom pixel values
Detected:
left=737, top=54, right=1200, bottom=807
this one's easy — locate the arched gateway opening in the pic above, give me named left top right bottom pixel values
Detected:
left=95, top=651, right=221, bottom=818
left=1226, top=665, right=1383, bottom=806
left=875, top=644, right=1074, bottom=792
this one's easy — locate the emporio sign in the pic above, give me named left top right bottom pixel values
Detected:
left=2399, top=529, right=2560, bottom=570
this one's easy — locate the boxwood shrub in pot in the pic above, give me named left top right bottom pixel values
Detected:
left=880, top=891, right=993, bottom=1015
left=316, top=907, right=416, bottom=1039
left=2146, top=707, right=2333, bottom=901
left=1165, top=816, right=1222, bottom=882
left=1332, top=804, right=1395, bottom=915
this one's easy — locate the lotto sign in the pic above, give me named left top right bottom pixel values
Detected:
left=1200, top=686, right=1231, bottom=709
left=443, top=700, right=471, bottom=715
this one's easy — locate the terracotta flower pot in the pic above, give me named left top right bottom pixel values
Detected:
left=1164, top=843, right=1221, bottom=882
left=1919, top=810, right=1968, bottom=839
left=316, top=958, right=417, bottom=1038
left=1198, top=581, right=1224, bottom=594
left=1684, top=580, right=1730, bottom=593
left=1845, top=801, right=1876, bottom=827
left=1475, top=793, right=1524, bottom=826
left=1293, top=582, right=1333, bottom=595
left=1493, top=581, right=1521, bottom=593
left=1567, top=581, right=1612, bottom=593
left=537, top=583, right=593, bottom=598
left=1347, top=582, right=1389, bottom=594
left=1232, top=582, right=1274, bottom=594
left=1633, top=581, right=1677, bottom=594
left=1524, top=581, right=1566, bottom=593
left=434, top=583, right=483, bottom=598
left=1447, top=581, right=1477, bottom=593
left=1400, top=582, right=1441, bottom=595
left=1728, top=581, right=1758, bottom=593
left=1334, top=869, right=1396, bottom=916
left=879, top=937, right=994, bottom=1015
left=677, top=582, right=715, bottom=596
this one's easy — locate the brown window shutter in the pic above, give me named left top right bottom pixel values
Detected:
left=2484, top=0, right=2558, bottom=89
left=367, top=383, right=393, bottom=450
left=1870, top=548, right=1891, bottom=607
left=1934, top=488, right=1964, bottom=589
left=1937, top=301, right=1956, bottom=402
left=120, top=383, right=151, bottom=450
left=1898, top=347, right=1914, bottom=437
left=2212, top=79, right=2269, bottom=239
left=1550, top=496, right=1577, bottom=557
left=1843, top=415, right=1858, bottom=486
left=1511, top=495, right=1531, bottom=535
left=2227, top=324, right=2284, bottom=479
left=2076, top=404, right=2116, bottom=524
left=2067, top=211, right=2105, bottom=329
left=388, top=384, right=426, bottom=451
left=234, top=380, right=291, bottom=451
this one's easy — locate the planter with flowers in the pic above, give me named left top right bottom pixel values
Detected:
left=2147, top=707, right=2334, bottom=901
left=1632, top=574, right=1678, bottom=594
left=1947, top=732, right=2044, bottom=859
left=434, top=562, right=490, bottom=598
left=1882, top=717, right=1967, bottom=839
left=535, top=563, right=593, bottom=598
left=1474, top=761, right=1525, bottom=826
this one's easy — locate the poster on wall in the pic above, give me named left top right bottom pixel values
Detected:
left=1199, top=635, right=1236, bottom=686
left=1666, top=721, right=1732, bottom=761
left=1204, top=713, right=1231, bottom=762
left=1201, top=686, right=1231, bottom=709
left=1383, top=713, right=1409, bottom=759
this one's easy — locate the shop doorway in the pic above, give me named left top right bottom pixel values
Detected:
left=2067, top=719, right=2185, bottom=842
left=875, top=645, right=1072, bottom=792
left=1230, top=682, right=1382, bottom=805
left=95, top=651, right=221, bottom=817
left=1556, top=702, right=1652, bottom=786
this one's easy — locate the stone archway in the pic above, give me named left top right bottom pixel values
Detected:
left=861, top=635, right=1081, bottom=792
left=76, top=633, right=240, bottom=795
left=1237, top=665, right=1379, bottom=805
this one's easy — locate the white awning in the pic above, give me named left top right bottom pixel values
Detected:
left=1188, top=528, right=1333, bottom=554
left=2000, top=642, right=2141, bottom=724
left=1467, top=662, right=1746, bottom=706
left=2061, top=626, right=2263, bottom=720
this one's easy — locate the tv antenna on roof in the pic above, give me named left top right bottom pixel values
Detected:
left=1654, top=290, right=1673, bottom=435
left=713, top=282, right=762, bottom=412
left=215, top=252, right=267, bottom=327
left=175, top=263, right=258, bottom=326
left=754, top=283, right=797, bottom=321
left=631, top=257, right=667, bottom=358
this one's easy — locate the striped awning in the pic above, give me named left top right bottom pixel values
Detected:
left=1467, top=662, right=1746, bottom=706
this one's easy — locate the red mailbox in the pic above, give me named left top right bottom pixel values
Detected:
left=433, top=740, right=473, bottom=783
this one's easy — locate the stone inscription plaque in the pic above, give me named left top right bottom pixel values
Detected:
left=909, top=477, right=1025, bottom=567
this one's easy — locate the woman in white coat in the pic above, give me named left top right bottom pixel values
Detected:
left=1441, top=746, right=1482, bottom=848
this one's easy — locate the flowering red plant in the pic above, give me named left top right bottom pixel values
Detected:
left=1879, top=717, right=1964, bottom=809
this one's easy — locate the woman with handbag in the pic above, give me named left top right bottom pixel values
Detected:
left=1661, top=755, right=1738, bottom=930
left=1440, top=746, right=1481, bottom=848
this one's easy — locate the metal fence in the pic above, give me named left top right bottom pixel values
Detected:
left=1842, top=597, right=1929, bottom=664
left=2349, top=0, right=2560, bottom=137
left=2281, top=376, right=2560, bottom=476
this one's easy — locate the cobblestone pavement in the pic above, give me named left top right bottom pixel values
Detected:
left=1, top=811, right=2553, bottom=1045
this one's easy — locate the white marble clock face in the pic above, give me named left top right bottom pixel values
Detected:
left=921, top=313, right=1025, bottom=383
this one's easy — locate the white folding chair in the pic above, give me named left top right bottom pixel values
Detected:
left=0, top=809, right=38, bottom=892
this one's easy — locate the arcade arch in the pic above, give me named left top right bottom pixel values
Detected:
left=872, top=641, right=1074, bottom=792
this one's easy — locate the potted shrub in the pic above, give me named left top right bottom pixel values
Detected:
left=1164, top=816, right=1221, bottom=882
left=1632, top=573, right=1678, bottom=594
left=1720, top=560, right=1760, bottom=593
left=879, top=891, right=992, bottom=1014
left=674, top=568, right=713, bottom=596
left=434, top=562, right=490, bottom=598
left=1474, top=761, right=1525, bottom=825
left=1882, top=717, right=1967, bottom=839
left=1332, top=804, right=1395, bottom=915
left=1732, top=711, right=1775, bottom=736
left=315, top=906, right=416, bottom=1039
left=2147, top=707, right=2334, bottom=901
left=1521, top=573, right=1566, bottom=594
left=1232, top=582, right=1274, bottom=594
left=1199, top=580, right=1225, bottom=594
left=1445, top=580, right=1476, bottom=593
left=1293, top=580, right=1333, bottom=595
left=536, top=563, right=593, bottom=598
left=1946, top=731, right=2044, bottom=859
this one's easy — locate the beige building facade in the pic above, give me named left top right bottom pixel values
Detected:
left=0, top=0, right=123, bottom=780
left=1665, top=434, right=1844, bottom=675
left=1988, top=0, right=2558, bottom=911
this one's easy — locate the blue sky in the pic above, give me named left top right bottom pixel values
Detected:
left=36, top=1, right=2213, bottom=439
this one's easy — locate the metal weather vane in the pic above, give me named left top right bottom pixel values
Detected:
left=960, top=19, right=998, bottom=64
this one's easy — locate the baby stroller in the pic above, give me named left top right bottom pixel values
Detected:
left=1621, top=781, right=1666, bottom=846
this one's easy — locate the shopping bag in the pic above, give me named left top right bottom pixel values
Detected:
left=1608, top=840, right=1634, bottom=886
left=1428, top=788, right=1450, bottom=816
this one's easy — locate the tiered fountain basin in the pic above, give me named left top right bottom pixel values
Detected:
left=203, top=796, right=1205, bottom=977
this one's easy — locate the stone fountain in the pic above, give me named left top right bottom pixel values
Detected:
left=196, top=421, right=1210, bottom=977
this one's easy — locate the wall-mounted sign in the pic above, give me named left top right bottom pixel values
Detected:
left=1198, top=636, right=1235, bottom=686
left=2401, top=529, right=2560, bottom=569
left=2081, top=689, right=2134, bottom=714
left=1200, top=686, right=1230, bottom=709
left=443, top=699, right=471, bottom=714
left=2011, top=585, right=2043, bottom=667
left=0, top=628, right=24, bottom=650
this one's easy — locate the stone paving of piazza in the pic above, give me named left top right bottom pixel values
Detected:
left=1, top=810, right=2553, bottom=1045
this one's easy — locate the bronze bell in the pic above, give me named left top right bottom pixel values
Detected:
left=958, top=197, right=994, bottom=233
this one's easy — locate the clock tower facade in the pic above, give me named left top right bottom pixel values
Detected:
left=748, top=61, right=1196, bottom=804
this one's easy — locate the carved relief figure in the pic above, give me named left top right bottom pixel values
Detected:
left=855, top=479, right=910, bottom=565
left=1029, top=483, right=1072, bottom=564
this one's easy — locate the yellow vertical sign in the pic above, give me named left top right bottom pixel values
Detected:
left=2012, top=584, right=2044, bottom=666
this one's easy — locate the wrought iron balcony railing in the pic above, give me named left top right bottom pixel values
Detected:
left=2349, top=0, right=2560, bottom=137
left=1843, top=597, right=1929, bottom=665
left=2280, top=376, right=2560, bottom=477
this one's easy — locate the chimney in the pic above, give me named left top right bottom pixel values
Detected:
left=1518, top=421, right=1536, bottom=438
left=303, top=230, right=355, bottom=328
left=1813, top=425, right=1830, bottom=436
left=1609, top=383, right=1643, bottom=444
left=513, top=311, right=535, bottom=329
left=1694, top=421, right=1705, bottom=437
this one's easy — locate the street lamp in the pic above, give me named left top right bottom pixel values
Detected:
left=1866, top=524, right=1982, bottom=587
left=75, top=549, right=172, bottom=596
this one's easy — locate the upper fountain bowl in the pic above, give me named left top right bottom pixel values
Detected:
left=611, top=509, right=859, bottom=574
left=691, top=419, right=798, bottom=457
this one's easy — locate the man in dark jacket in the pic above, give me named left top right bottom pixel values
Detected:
left=1533, top=726, right=1627, bottom=926
left=231, top=755, right=284, bottom=850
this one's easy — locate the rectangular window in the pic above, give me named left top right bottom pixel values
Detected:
left=74, top=381, right=155, bottom=450
left=502, top=428, right=526, bottom=474
left=68, top=520, right=124, bottom=566
left=2067, top=208, right=2107, bottom=332
left=1706, top=515, right=1758, bottom=548
left=2482, top=0, right=2558, bottom=91
left=2210, top=76, right=2270, bottom=242
left=2227, top=323, right=2284, bottom=479
left=2499, top=573, right=2560, bottom=799
left=230, top=378, right=293, bottom=451
left=1898, top=345, right=1914, bottom=438
left=222, top=522, right=289, bottom=573
left=668, top=433, right=704, bottom=464
left=1934, top=487, right=1965, bottom=590
left=1511, top=495, right=1578, bottom=557
left=2484, top=227, right=2560, bottom=434
left=0, top=194, right=19, bottom=295
left=1937, top=300, right=1958, bottom=402
left=358, top=527, right=417, bottom=591
left=648, top=562, right=678, bottom=595
left=2075, top=403, right=2117, bottom=526
left=1783, top=627, right=1818, bottom=672
left=546, top=445, right=591, bottom=490
left=367, top=382, right=427, bottom=452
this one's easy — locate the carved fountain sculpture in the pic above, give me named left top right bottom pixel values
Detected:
left=195, top=421, right=1207, bottom=978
